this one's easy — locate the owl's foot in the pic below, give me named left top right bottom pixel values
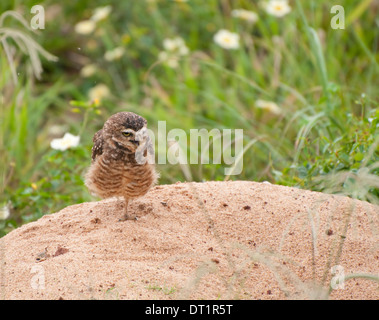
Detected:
left=118, top=213, right=138, bottom=222
left=118, top=198, right=137, bottom=221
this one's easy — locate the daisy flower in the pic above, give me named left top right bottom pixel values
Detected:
left=231, top=9, right=259, bottom=23
left=159, top=37, right=189, bottom=68
left=0, top=203, right=10, bottom=220
left=88, top=84, right=110, bottom=102
left=50, top=133, right=80, bottom=151
left=265, top=0, right=291, bottom=17
left=213, top=29, right=240, bottom=50
left=104, top=47, right=125, bottom=61
left=91, top=5, right=112, bottom=22
left=158, top=52, right=180, bottom=68
left=163, top=37, right=189, bottom=55
left=80, top=64, right=97, bottom=77
left=74, top=20, right=96, bottom=35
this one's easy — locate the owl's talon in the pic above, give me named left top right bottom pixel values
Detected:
left=118, top=214, right=138, bottom=222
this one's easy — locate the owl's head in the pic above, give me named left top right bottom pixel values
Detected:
left=103, top=112, right=148, bottom=153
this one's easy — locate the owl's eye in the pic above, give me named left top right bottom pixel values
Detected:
left=122, top=132, right=132, bottom=137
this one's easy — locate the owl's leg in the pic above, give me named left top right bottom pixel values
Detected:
left=118, top=197, right=137, bottom=221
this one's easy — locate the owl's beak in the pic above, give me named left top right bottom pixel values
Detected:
left=131, top=140, right=139, bottom=146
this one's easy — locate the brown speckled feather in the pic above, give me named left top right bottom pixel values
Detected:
left=91, top=129, right=104, bottom=161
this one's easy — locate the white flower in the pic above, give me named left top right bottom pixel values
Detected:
left=231, top=9, right=259, bottom=23
left=158, top=51, right=169, bottom=61
left=265, top=0, right=291, bottom=17
left=104, top=47, right=125, bottom=61
left=88, top=83, right=110, bottom=102
left=50, top=133, right=80, bottom=151
left=163, top=37, right=189, bottom=55
left=91, top=5, right=112, bottom=22
left=213, top=29, right=240, bottom=50
left=74, top=20, right=96, bottom=35
left=0, top=204, right=10, bottom=220
left=163, top=38, right=180, bottom=51
left=255, top=100, right=282, bottom=115
left=178, top=45, right=189, bottom=56
left=80, top=64, right=97, bottom=77
left=159, top=37, right=189, bottom=68
left=158, top=51, right=179, bottom=68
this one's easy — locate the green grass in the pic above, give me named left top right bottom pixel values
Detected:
left=146, top=283, right=177, bottom=296
left=0, top=0, right=378, bottom=237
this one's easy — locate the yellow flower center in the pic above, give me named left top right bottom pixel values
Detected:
left=93, top=98, right=100, bottom=106
left=274, top=4, right=283, bottom=11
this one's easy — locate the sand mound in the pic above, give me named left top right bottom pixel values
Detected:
left=0, top=181, right=378, bottom=300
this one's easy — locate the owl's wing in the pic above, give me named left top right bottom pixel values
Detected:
left=91, top=129, right=104, bottom=161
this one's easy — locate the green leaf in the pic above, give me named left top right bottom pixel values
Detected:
left=354, top=153, right=364, bottom=162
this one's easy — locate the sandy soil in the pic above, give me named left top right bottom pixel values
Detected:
left=0, top=181, right=378, bottom=300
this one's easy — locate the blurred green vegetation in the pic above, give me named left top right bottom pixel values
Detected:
left=1, top=0, right=378, bottom=235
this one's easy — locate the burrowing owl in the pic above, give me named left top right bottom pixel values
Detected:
left=85, top=112, right=158, bottom=221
